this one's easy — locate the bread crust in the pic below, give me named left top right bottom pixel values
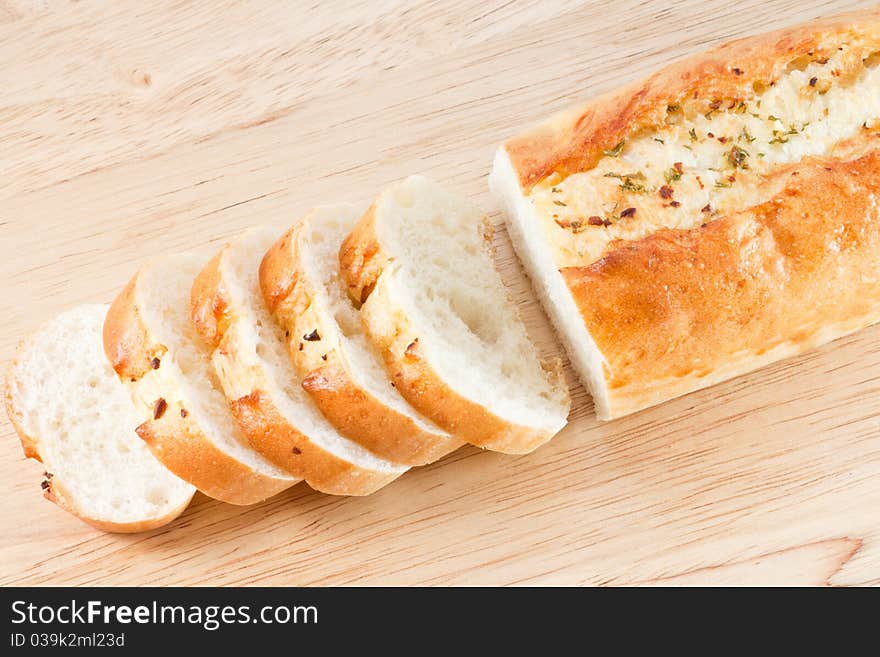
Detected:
left=342, top=210, right=566, bottom=454
left=262, top=219, right=463, bottom=466
left=191, top=235, right=405, bottom=495
left=563, top=149, right=880, bottom=417
left=505, top=8, right=880, bottom=193
left=105, top=266, right=294, bottom=505
left=338, top=202, right=388, bottom=306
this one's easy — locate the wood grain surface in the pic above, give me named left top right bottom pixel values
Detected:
left=2, top=0, right=878, bottom=586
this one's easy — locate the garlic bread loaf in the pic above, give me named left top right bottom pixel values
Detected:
left=6, top=304, right=195, bottom=532
left=260, top=206, right=463, bottom=466
left=191, top=227, right=408, bottom=495
left=104, top=254, right=297, bottom=505
left=491, top=8, right=880, bottom=419
left=339, top=176, right=570, bottom=454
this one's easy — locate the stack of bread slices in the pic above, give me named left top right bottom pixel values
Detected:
left=6, top=175, right=571, bottom=532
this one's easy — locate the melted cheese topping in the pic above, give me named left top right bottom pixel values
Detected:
left=531, top=49, right=880, bottom=267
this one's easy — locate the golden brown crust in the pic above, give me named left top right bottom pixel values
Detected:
left=383, top=334, right=559, bottom=454
left=228, top=390, right=399, bottom=496
left=103, top=276, right=161, bottom=382
left=104, top=266, right=293, bottom=505
left=563, top=149, right=880, bottom=417
left=338, top=202, right=388, bottom=306
left=134, top=399, right=289, bottom=505
left=189, top=250, right=228, bottom=350
left=299, top=362, right=463, bottom=465
left=505, top=8, right=880, bottom=193
left=263, top=220, right=463, bottom=465
left=260, top=230, right=299, bottom=315
left=194, top=236, right=404, bottom=495
left=358, top=271, right=561, bottom=454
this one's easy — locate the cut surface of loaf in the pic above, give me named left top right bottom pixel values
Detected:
left=491, top=8, right=880, bottom=419
left=191, top=227, right=407, bottom=495
left=103, top=253, right=297, bottom=505
left=261, top=205, right=463, bottom=466
left=339, top=176, right=570, bottom=454
left=5, top=304, right=195, bottom=532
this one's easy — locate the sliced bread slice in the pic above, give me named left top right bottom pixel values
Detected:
left=260, top=205, right=463, bottom=466
left=5, top=304, right=195, bottom=532
left=104, top=253, right=297, bottom=505
left=191, top=227, right=407, bottom=495
left=339, top=176, right=571, bottom=454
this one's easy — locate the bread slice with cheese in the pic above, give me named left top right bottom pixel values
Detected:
left=191, top=227, right=408, bottom=495
left=104, top=253, right=297, bottom=505
left=5, top=304, right=195, bottom=532
left=260, top=206, right=463, bottom=466
left=491, top=8, right=880, bottom=420
left=339, top=176, right=570, bottom=454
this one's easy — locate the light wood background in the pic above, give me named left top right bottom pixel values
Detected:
left=2, top=0, right=878, bottom=586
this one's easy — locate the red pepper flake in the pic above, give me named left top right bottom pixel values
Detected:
left=809, top=76, right=818, bottom=87
left=670, top=200, right=681, bottom=207
left=673, top=162, right=683, bottom=174
left=298, top=342, right=304, bottom=351
left=701, top=204, right=712, bottom=213
left=150, top=357, right=161, bottom=370
left=707, top=132, right=715, bottom=138
left=718, top=136, right=728, bottom=143
left=727, top=175, right=736, bottom=183
left=701, top=223, right=708, bottom=228
left=620, top=207, right=636, bottom=218
left=153, top=398, right=167, bottom=420
left=587, top=216, right=605, bottom=226
left=292, top=447, right=302, bottom=455
left=303, top=329, right=321, bottom=341
left=285, top=330, right=290, bottom=338
left=180, top=408, right=188, bottom=418
left=321, top=354, right=328, bottom=361
left=709, top=100, right=722, bottom=110
left=659, top=185, right=674, bottom=199
left=41, top=479, right=50, bottom=490
left=732, top=67, right=743, bottom=76
left=695, top=175, right=704, bottom=190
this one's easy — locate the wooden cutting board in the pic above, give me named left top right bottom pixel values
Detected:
left=2, top=0, right=878, bottom=586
